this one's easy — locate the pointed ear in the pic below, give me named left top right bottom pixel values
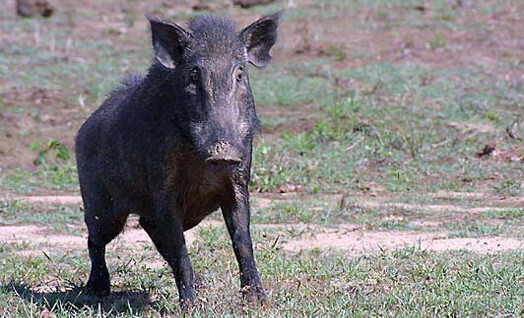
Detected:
left=239, top=11, right=282, bottom=68
left=146, top=14, right=191, bottom=69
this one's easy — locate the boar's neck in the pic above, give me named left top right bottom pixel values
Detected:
left=124, top=64, right=192, bottom=138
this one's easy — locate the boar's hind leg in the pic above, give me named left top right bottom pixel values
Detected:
left=85, top=202, right=128, bottom=297
left=221, top=189, right=266, bottom=302
left=139, top=215, right=195, bottom=308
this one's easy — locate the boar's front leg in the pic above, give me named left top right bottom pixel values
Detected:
left=221, top=185, right=266, bottom=302
left=139, top=205, right=194, bottom=309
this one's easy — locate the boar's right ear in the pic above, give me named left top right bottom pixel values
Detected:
left=146, top=15, right=190, bottom=69
left=239, top=11, right=282, bottom=68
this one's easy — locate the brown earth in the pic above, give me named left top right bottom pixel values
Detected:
left=1, top=0, right=523, bottom=170
left=2, top=195, right=522, bottom=259
left=1, top=1, right=523, bottom=266
left=1, top=216, right=520, bottom=259
left=280, top=224, right=522, bottom=254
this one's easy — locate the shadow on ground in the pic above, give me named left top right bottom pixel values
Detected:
left=3, top=282, right=152, bottom=314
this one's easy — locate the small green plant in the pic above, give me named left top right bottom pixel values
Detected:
left=250, top=142, right=294, bottom=192
left=430, top=31, right=446, bottom=49
left=445, top=220, right=506, bottom=238
left=324, top=45, right=347, bottom=61
left=439, top=12, right=455, bottom=21
left=481, top=111, right=501, bottom=122
left=30, top=139, right=71, bottom=167
left=1, top=139, right=78, bottom=193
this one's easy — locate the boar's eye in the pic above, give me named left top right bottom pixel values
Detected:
left=236, top=66, right=244, bottom=82
left=189, top=68, right=199, bottom=82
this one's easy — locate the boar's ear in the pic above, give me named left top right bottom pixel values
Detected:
left=146, top=15, right=191, bottom=69
left=239, top=11, right=282, bottom=68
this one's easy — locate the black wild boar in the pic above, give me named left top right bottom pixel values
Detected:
left=75, top=12, right=282, bottom=307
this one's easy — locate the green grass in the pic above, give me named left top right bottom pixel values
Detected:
left=444, top=219, right=522, bottom=238
left=0, top=200, right=83, bottom=234
left=0, top=235, right=522, bottom=317
left=0, top=137, right=78, bottom=194
left=252, top=199, right=343, bottom=225
left=249, top=60, right=523, bottom=193
left=1, top=0, right=523, bottom=316
left=1, top=164, right=78, bottom=194
left=251, top=197, right=524, bottom=237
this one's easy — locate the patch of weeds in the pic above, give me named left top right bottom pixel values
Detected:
left=251, top=60, right=523, bottom=194
left=250, top=141, right=294, bottom=192
left=383, top=167, right=416, bottom=192
left=0, top=235, right=522, bottom=316
left=1, top=139, right=78, bottom=194
left=282, top=225, right=308, bottom=239
left=195, top=225, right=229, bottom=251
left=429, top=31, right=446, bottom=49
left=0, top=200, right=83, bottom=234
left=1, top=164, right=78, bottom=194
left=444, top=220, right=514, bottom=238
left=0, top=244, right=12, bottom=254
left=320, top=45, right=347, bottom=61
left=247, top=3, right=310, bottom=20
left=252, top=200, right=345, bottom=225
left=112, top=255, right=167, bottom=294
left=482, top=110, right=501, bottom=122
left=30, top=139, right=70, bottom=167
left=494, top=179, right=521, bottom=197
left=362, top=217, right=411, bottom=231
left=166, top=10, right=198, bottom=21
left=0, top=242, right=33, bottom=254
left=0, top=250, right=155, bottom=316
left=343, top=205, right=423, bottom=231
left=392, top=194, right=480, bottom=206
left=438, top=11, right=455, bottom=22
left=482, top=208, right=524, bottom=219
left=440, top=179, right=475, bottom=192
left=251, top=65, right=332, bottom=107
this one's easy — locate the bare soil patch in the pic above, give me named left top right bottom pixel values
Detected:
left=0, top=225, right=85, bottom=248
left=281, top=225, right=522, bottom=254
left=366, top=202, right=511, bottom=214
left=448, top=122, right=496, bottom=134
left=1, top=217, right=521, bottom=261
left=15, top=195, right=83, bottom=205
left=347, top=193, right=523, bottom=213
left=429, top=191, right=492, bottom=199
left=424, top=237, right=522, bottom=253
left=0, top=217, right=221, bottom=259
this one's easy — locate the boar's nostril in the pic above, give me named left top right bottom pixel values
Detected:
left=205, top=157, right=241, bottom=165
left=205, top=157, right=241, bottom=170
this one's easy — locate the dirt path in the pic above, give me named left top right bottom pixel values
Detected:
left=279, top=224, right=522, bottom=254
left=2, top=195, right=522, bottom=257
left=1, top=221, right=520, bottom=257
left=10, top=195, right=83, bottom=205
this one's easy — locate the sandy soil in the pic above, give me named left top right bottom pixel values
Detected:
left=1, top=195, right=521, bottom=258
left=280, top=224, right=522, bottom=254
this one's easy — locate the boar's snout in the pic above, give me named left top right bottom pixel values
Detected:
left=205, top=140, right=242, bottom=169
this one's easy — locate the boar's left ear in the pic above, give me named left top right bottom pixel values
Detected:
left=146, top=14, right=191, bottom=69
left=239, top=11, right=282, bottom=68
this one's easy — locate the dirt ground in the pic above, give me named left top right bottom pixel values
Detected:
left=1, top=0, right=523, bottom=170
left=0, top=0, right=522, bottom=271
left=1, top=195, right=521, bottom=261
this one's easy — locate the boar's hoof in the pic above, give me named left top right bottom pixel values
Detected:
left=241, top=285, right=267, bottom=304
left=85, top=279, right=110, bottom=297
left=180, top=298, right=195, bottom=312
